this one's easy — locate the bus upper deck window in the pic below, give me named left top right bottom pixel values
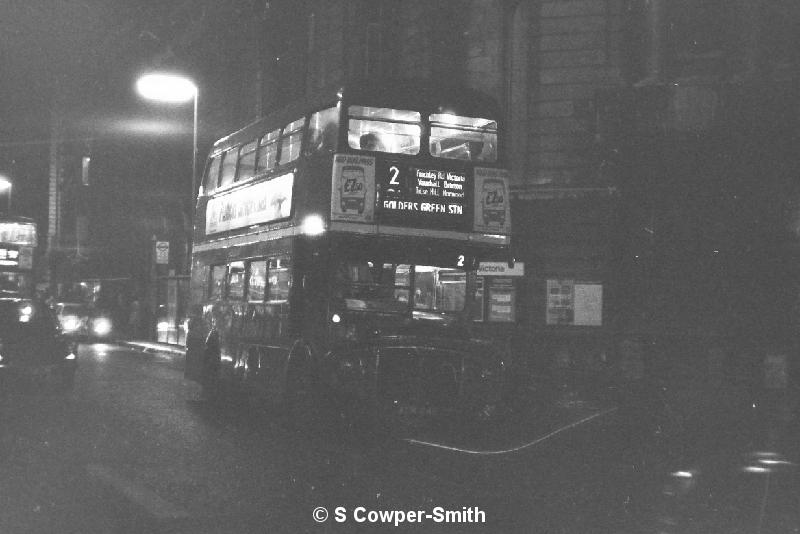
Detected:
left=218, top=148, right=238, bottom=188
left=203, top=154, right=222, bottom=194
left=278, top=118, right=305, bottom=166
left=347, top=106, right=421, bottom=155
left=236, top=140, right=258, bottom=182
left=429, top=114, right=497, bottom=162
left=306, top=106, right=339, bottom=155
left=257, top=129, right=280, bottom=174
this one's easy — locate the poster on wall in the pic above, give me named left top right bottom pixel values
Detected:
left=206, top=173, right=293, bottom=235
left=546, top=279, right=574, bottom=325
left=331, top=154, right=376, bottom=223
left=488, top=277, right=515, bottom=322
left=546, top=279, right=603, bottom=326
left=573, top=283, right=603, bottom=326
left=473, top=167, right=511, bottom=235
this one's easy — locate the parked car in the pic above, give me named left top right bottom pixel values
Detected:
left=0, top=297, right=77, bottom=392
left=55, top=302, right=114, bottom=340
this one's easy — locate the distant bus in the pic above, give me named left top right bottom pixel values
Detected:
left=186, top=79, right=516, bottom=426
left=0, top=216, right=37, bottom=297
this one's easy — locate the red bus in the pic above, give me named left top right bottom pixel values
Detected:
left=186, top=80, right=517, bottom=426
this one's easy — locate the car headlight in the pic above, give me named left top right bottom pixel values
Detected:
left=61, top=315, right=82, bottom=332
left=92, top=317, right=112, bottom=336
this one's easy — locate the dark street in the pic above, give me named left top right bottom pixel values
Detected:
left=1, top=343, right=797, bottom=533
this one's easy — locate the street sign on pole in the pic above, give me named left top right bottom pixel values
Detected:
left=155, top=241, right=169, bottom=265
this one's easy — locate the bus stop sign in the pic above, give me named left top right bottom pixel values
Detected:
left=155, top=241, right=169, bottom=265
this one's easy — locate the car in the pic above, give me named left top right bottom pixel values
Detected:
left=0, top=297, right=77, bottom=392
left=54, top=301, right=114, bottom=340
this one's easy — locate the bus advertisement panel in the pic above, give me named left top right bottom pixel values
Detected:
left=205, top=173, right=293, bottom=235
left=474, top=167, right=511, bottom=235
left=330, top=154, right=375, bottom=222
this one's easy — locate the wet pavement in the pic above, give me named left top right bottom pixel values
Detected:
left=0, top=342, right=798, bottom=533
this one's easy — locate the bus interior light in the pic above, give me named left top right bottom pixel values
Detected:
left=301, top=214, right=326, bottom=236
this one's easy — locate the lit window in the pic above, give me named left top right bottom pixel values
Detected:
left=227, top=261, right=246, bottom=300
left=306, top=107, right=339, bottom=155
left=236, top=141, right=258, bottom=182
left=347, top=106, right=421, bottom=155
left=210, top=265, right=226, bottom=299
left=256, top=129, right=280, bottom=174
left=218, top=148, right=238, bottom=188
left=429, top=114, right=497, bottom=162
left=247, top=260, right=267, bottom=301
left=278, top=118, right=305, bottom=165
left=204, top=155, right=222, bottom=193
left=267, top=258, right=291, bottom=303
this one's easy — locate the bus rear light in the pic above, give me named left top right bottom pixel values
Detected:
left=301, top=214, right=326, bottom=236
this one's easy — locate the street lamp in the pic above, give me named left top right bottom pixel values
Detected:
left=0, top=175, right=12, bottom=213
left=135, top=72, right=199, bottom=208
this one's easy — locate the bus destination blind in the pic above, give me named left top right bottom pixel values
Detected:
left=378, top=162, right=470, bottom=230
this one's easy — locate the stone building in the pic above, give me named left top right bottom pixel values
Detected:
left=112, top=0, right=800, bottom=368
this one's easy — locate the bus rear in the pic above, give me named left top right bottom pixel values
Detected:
left=187, top=80, right=518, bottom=427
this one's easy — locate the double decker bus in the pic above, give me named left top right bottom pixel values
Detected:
left=0, top=216, right=37, bottom=297
left=186, top=79, right=516, bottom=425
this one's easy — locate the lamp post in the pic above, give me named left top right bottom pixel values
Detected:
left=136, top=72, right=198, bottom=343
left=135, top=72, right=199, bottom=212
left=0, top=175, right=12, bottom=213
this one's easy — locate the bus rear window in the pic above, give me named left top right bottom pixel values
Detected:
left=347, top=106, right=420, bottom=155
left=429, top=114, right=497, bottom=162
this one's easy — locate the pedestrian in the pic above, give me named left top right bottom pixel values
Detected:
left=128, top=299, right=141, bottom=339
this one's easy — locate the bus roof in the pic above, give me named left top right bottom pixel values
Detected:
left=0, top=216, right=37, bottom=226
left=210, top=78, right=501, bottom=155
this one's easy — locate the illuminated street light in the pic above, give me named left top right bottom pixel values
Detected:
left=135, top=72, right=199, bottom=208
left=0, top=175, right=12, bottom=212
